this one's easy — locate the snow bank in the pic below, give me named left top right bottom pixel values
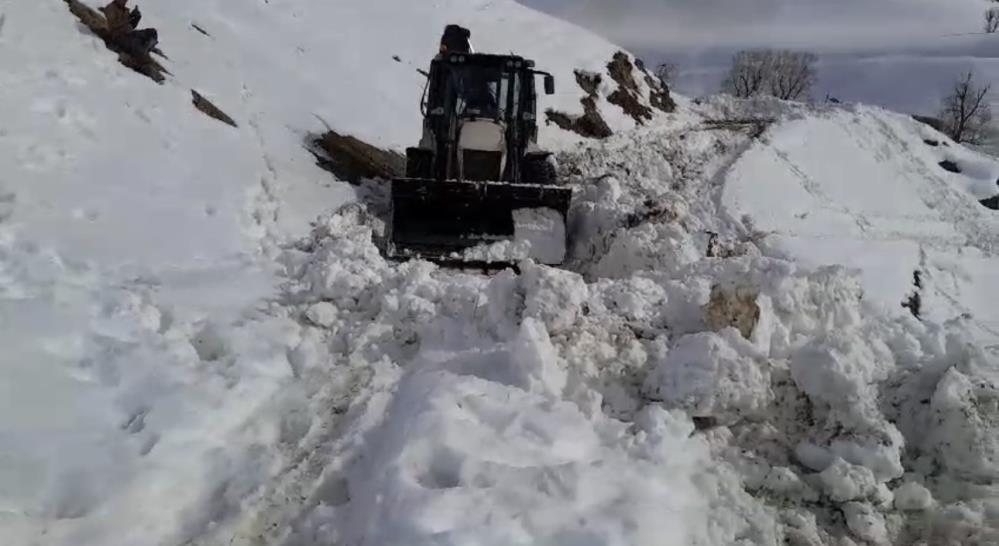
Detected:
left=545, top=107, right=999, bottom=544
left=169, top=99, right=999, bottom=545
left=723, top=102, right=999, bottom=346
left=254, top=210, right=722, bottom=545
left=2, top=0, right=662, bottom=543
left=5, top=0, right=999, bottom=544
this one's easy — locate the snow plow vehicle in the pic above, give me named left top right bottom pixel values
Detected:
left=387, top=25, right=572, bottom=266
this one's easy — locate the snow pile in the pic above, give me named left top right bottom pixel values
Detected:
left=546, top=105, right=999, bottom=544
left=249, top=203, right=778, bottom=546
left=722, top=100, right=999, bottom=346
left=173, top=100, right=997, bottom=545
left=0, top=1, right=669, bottom=544
left=0, top=229, right=300, bottom=546
left=4, top=0, right=999, bottom=544
left=445, top=209, right=568, bottom=265
left=457, top=239, right=531, bottom=263
left=513, top=208, right=568, bottom=265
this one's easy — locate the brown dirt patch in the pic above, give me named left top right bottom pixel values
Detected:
left=704, top=284, right=761, bottom=340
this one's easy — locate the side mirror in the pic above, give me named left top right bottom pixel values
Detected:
left=544, top=75, right=555, bottom=95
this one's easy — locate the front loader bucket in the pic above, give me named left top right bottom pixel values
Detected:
left=388, top=178, right=572, bottom=265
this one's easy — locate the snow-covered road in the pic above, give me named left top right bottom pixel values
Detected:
left=187, top=103, right=999, bottom=545
left=3, top=1, right=999, bottom=545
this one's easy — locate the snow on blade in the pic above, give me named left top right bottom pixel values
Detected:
left=514, top=207, right=568, bottom=265
left=455, top=208, right=567, bottom=265
left=458, top=239, right=532, bottom=263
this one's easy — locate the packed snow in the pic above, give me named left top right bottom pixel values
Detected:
left=3, top=1, right=999, bottom=546
left=514, top=208, right=568, bottom=265
left=721, top=100, right=999, bottom=347
left=458, top=208, right=568, bottom=264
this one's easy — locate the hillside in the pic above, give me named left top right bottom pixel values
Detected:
left=2, top=1, right=999, bottom=546
left=721, top=100, right=999, bottom=346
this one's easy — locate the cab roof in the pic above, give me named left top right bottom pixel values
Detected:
left=434, top=52, right=536, bottom=70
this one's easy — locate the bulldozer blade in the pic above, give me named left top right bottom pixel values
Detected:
left=388, top=177, right=572, bottom=264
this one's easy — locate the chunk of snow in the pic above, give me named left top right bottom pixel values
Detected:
left=304, top=302, right=338, bottom=327
left=928, top=367, right=999, bottom=481
left=843, top=502, right=890, bottom=544
left=818, top=458, right=878, bottom=502
left=509, top=318, right=567, bottom=396
left=762, top=466, right=819, bottom=502
left=893, top=481, right=934, bottom=511
left=514, top=207, right=567, bottom=265
left=643, top=330, right=772, bottom=425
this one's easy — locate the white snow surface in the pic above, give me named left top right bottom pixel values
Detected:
left=514, top=207, right=568, bottom=265
left=721, top=100, right=999, bottom=347
left=3, top=2, right=999, bottom=546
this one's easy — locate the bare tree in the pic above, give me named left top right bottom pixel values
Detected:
left=939, top=72, right=993, bottom=144
left=721, top=50, right=772, bottom=98
left=721, top=49, right=817, bottom=101
left=987, top=2, right=999, bottom=33
left=768, top=50, right=818, bottom=100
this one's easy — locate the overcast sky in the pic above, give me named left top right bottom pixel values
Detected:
left=520, top=0, right=984, bottom=52
left=518, top=0, right=999, bottom=114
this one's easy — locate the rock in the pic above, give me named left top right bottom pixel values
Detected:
left=191, top=90, right=237, bottom=127
left=938, top=160, right=961, bottom=174
left=545, top=96, right=613, bottom=139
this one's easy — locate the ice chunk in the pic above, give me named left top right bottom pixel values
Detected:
left=513, top=207, right=566, bottom=264
left=305, top=302, right=338, bottom=327
left=509, top=318, right=567, bottom=396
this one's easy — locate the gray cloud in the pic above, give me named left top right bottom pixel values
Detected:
left=518, top=0, right=999, bottom=116
left=522, top=0, right=984, bottom=52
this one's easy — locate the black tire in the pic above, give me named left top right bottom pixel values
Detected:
left=406, top=148, right=433, bottom=179
left=523, top=154, right=558, bottom=186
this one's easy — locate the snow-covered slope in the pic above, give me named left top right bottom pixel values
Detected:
left=3, top=0, right=657, bottom=269
left=722, top=102, right=999, bottom=346
left=4, top=1, right=999, bottom=546
left=0, top=1, right=665, bottom=545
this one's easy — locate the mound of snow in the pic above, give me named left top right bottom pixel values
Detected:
left=1, top=1, right=668, bottom=544
left=723, top=103, right=999, bottom=347
left=5, top=0, right=999, bottom=544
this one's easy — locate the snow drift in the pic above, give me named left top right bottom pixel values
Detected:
left=2, top=1, right=999, bottom=546
left=0, top=0, right=670, bottom=544
left=721, top=100, right=999, bottom=346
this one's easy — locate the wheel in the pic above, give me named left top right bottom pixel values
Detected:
left=523, top=154, right=558, bottom=185
left=406, top=147, right=433, bottom=179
